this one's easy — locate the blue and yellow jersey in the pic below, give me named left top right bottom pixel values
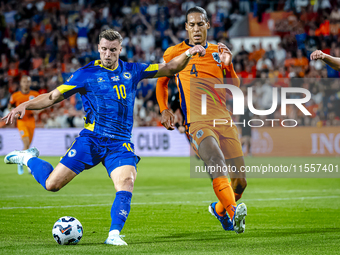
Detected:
left=57, top=59, right=159, bottom=139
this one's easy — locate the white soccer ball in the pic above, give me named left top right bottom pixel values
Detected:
left=52, top=216, right=83, bottom=245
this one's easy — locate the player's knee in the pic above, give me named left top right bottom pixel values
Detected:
left=115, top=176, right=135, bottom=192
left=122, top=176, right=135, bottom=187
left=45, top=180, right=62, bottom=192
left=205, top=154, right=224, bottom=166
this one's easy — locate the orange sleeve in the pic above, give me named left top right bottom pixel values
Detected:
left=163, top=46, right=174, bottom=63
left=222, top=63, right=240, bottom=88
left=9, top=93, right=16, bottom=106
left=156, top=47, right=175, bottom=113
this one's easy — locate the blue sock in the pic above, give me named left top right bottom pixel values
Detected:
left=27, top=157, right=54, bottom=190
left=110, top=191, right=132, bottom=232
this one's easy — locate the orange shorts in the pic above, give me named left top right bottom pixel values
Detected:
left=188, top=121, right=243, bottom=160
left=17, top=121, right=35, bottom=143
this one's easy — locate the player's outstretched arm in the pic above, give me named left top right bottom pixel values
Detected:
left=156, top=76, right=175, bottom=130
left=2, top=89, right=64, bottom=124
left=310, top=50, right=340, bottom=71
left=154, top=45, right=206, bottom=78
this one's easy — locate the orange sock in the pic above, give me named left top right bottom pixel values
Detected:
left=212, top=177, right=236, bottom=219
left=235, top=192, right=243, bottom=202
left=215, top=201, right=226, bottom=217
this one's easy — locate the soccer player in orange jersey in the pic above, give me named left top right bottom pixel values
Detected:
left=156, top=7, right=247, bottom=233
left=9, top=75, right=39, bottom=174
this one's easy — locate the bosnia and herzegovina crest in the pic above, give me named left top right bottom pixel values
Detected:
left=212, top=52, right=221, bottom=63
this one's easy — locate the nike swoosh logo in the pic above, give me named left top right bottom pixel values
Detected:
left=61, top=227, right=72, bottom=234
left=219, top=187, right=227, bottom=192
left=6, top=155, right=16, bottom=161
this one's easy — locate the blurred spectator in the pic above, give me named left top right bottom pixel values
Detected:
left=266, top=44, right=275, bottom=62
left=305, top=28, right=319, bottom=57
left=284, top=51, right=296, bottom=68
left=45, top=112, right=61, bottom=128
left=249, top=43, right=266, bottom=62
left=0, top=85, right=10, bottom=117
left=256, top=53, right=273, bottom=71
left=295, top=49, right=308, bottom=70
left=3, top=3, right=17, bottom=27
left=239, top=0, right=251, bottom=14
left=230, top=9, right=243, bottom=23
left=274, top=43, right=286, bottom=66
left=330, top=6, right=340, bottom=20
left=76, top=16, right=89, bottom=50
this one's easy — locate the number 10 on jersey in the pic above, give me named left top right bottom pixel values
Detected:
left=113, top=85, right=126, bottom=99
left=123, top=143, right=133, bottom=152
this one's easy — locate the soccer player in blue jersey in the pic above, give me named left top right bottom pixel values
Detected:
left=2, top=29, right=205, bottom=246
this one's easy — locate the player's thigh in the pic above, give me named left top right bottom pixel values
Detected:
left=190, top=125, right=226, bottom=178
left=198, top=136, right=224, bottom=163
left=190, top=125, right=224, bottom=162
left=60, top=134, right=103, bottom=175
left=219, top=125, right=244, bottom=160
left=45, top=162, right=77, bottom=191
left=17, top=122, right=29, bottom=139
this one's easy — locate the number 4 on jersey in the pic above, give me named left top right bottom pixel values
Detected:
left=190, top=64, right=198, bottom=77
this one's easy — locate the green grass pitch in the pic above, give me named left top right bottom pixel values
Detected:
left=0, top=156, right=340, bottom=255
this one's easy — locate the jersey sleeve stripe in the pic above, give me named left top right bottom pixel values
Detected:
left=176, top=74, right=188, bottom=125
left=56, top=85, right=77, bottom=94
left=144, top=64, right=159, bottom=72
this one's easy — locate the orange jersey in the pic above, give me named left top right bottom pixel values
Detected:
left=10, top=90, right=40, bottom=124
left=156, top=40, right=240, bottom=125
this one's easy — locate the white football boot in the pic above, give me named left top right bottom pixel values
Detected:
left=232, top=202, right=247, bottom=234
left=4, top=147, right=40, bottom=166
left=104, top=234, right=127, bottom=246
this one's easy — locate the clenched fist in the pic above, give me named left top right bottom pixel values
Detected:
left=188, top=45, right=206, bottom=57
left=310, top=50, right=325, bottom=60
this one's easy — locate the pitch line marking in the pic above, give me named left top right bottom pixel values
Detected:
left=2, top=189, right=340, bottom=198
left=0, top=195, right=339, bottom=210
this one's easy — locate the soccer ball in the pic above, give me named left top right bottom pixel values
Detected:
left=52, top=216, right=83, bottom=245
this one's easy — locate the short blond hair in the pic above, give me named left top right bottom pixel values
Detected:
left=99, top=29, right=123, bottom=44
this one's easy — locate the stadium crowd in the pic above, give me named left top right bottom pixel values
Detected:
left=0, top=0, right=339, bottom=128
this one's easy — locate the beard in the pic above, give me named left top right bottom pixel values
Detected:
left=101, top=58, right=116, bottom=69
